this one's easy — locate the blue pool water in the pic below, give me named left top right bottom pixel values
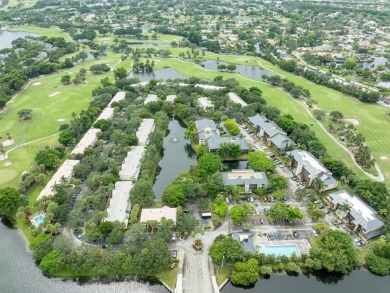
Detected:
left=35, top=215, right=44, bottom=225
left=259, top=242, right=300, bottom=257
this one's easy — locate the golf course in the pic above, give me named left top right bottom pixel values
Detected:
left=1, top=26, right=390, bottom=188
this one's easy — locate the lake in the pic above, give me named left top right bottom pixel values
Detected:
left=153, top=117, right=197, bottom=200
left=0, top=30, right=39, bottom=50
left=0, top=220, right=168, bottom=293
left=129, top=67, right=187, bottom=82
left=222, top=270, right=390, bottom=293
left=202, top=60, right=274, bottom=80
left=128, top=43, right=170, bottom=48
left=363, top=56, right=388, bottom=70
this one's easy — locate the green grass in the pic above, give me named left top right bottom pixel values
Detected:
left=8, top=25, right=70, bottom=40
left=0, top=52, right=127, bottom=187
left=214, top=264, right=232, bottom=286
left=154, top=57, right=367, bottom=180
left=156, top=266, right=178, bottom=289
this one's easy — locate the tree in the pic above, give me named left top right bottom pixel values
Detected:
left=17, top=109, right=32, bottom=120
left=198, top=153, right=223, bottom=177
left=330, top=111, right=344, bottom=122
left=216, top=142, right=242, bottom=158
left=309, top=209, right=325, bottom=221
left=155, top=218, right=174, bottom=242
left=313, top=178, right=325, bottom=193
left=130, top=180, right=155, bottom=207
left=231, top=258, right=259, bottom=286
left=114, top=67, right=128, bottom=80
left=176, top=212, right=199, bottom=238
left=224, top=119, right=240, bottom=135
left=313, top=109, right=326, bottom=120
left=227, top=64, right=237, bottom=72
left=0, top=187, right=25, bottom=219
left=61, top=75, right=71, bottom=84
left=309, top=229, right=357, bottom=274
left=35, top=148, right=61, bottom=170
left=247, top=151, right=276, bottom=172
left=162, top=184, right=186, bottom=207
left=229, top=203, right=253, bottom=225
left=209, top=236, right=243, bottom=263
left=269, top=174, right=288, bottom=191
left=212, top=194, right=229, bottom=217
left=129, top=204, right=140, bottom=225
left=39, top=250, right=61, bottom=274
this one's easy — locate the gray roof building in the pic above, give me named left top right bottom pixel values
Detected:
left=195, top=118, right=218, bottom=142
left=248, top=114, right=286, bottom=138
left=327, top=190, right=384, bottom=239
left=208, top=135, right=249, bottom=152
left=222, top=169, right=269, bottom=193
left=269, top=133, right=294, bottom=150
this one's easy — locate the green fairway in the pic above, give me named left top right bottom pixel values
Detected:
left=154, top=57, right=368, bottom=180
left=205, top=55, right=390, bottom=186
left=0, top=52, right=129, bottom=187
left=8, top=25, right=70, bottom=40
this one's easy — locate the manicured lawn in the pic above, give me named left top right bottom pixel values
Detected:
left=214, top=264, right=232, bottom=286
left=154, top=57, right=367, bottom=180
left=8, top=25, right=70, bottom=39
left=156, top=266, right=178, bottom=290
left=0, top=52, right=127, bottom=187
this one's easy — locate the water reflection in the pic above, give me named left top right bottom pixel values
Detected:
left=202, top=60, right=274, bottom=80
left=0, top=30, right=39, bottom=49
left=153, top=117, right=197, bottom=199
left=128, top=67, right=187, bottom=82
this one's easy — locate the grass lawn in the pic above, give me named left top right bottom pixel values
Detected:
left=214, top=263, right=232, bottom=286
left=0, top=52, right=127, bottom=187
left=156, top=266, right=178, bottom=290
left=154, top=57, right=367, bottom=180
left=8, top=25, right=70, bottom=40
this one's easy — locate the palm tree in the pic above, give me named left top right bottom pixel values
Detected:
left=312, top=178, right=324, bottom=193
left=340, top=203, right=351, bottom=213
left=285, top=154, right=294, bottom=166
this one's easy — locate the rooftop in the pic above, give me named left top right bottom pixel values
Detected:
left=144, top=94, right=159, bottom=105
left=140, top=206, right=177, bottom=224
left=227, top=92, right=247, bottom=106
left=95, top=107, right=114, bottom=122
left=38, top=160, right=80, bottom=200
left=136, top=119, right=155, bottom=146
left=208, top=135, right=249, bottom=151
left=119, top=146, right=145, bottom=181
left=166, top=95, right=177, bottom=102
left=288, top=149, right=331, bottom=179
left=71, top=128, right=101, bottom=155
left=105, top=181, right=134, bottom=227
left=108, top=91, right=126, bottom=107
left=198, top=97, right=214, bottom=109
left=227, top=169, right=266, bottom=180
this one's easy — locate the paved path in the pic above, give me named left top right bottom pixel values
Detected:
left=0, top=132, right=61, bottom=161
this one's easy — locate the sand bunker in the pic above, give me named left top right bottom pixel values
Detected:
left=344, top=119, right=359, bottom=126
left=49, top=92, right=60, bottom=97
left=380, top=156, right=388, bottom=160
left=2, top=139, right=14, bottom=147
left=33, top=82, right=41, bottom=86
left=57, top=118, right=66, bottom=122
left=4, top=162, right=13, bottom=167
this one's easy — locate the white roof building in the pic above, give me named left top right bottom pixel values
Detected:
left=71, top=128, right=101, bottom=155
left=227, top=92, right=247, bottom=106
left=166, top=95, right=177, bottom=102
left=108, top=91, right=126, bottom=107
left=119, top=146, right=145, bottom=181
left=136, top=119, right=155, bottom=146
left=105, top=181, right=134, bottom=227
left=144, top=94, right=159, bottom=105
left=95, top=107, right=114, bottom=122
left=140, top=206, right=177, bottom=225
left=38, top=160, right=80, bottom=200
left=198, top=97, right=214, bottom=110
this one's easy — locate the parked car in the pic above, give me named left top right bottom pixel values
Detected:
left=256, top=209, right=260, bottom=215
left=260, top=218, right=264, bottom=224
left=172, top=250, right=177, bottom=258
left=283, top=196, right=287, bottom=201
left=250, top=197, right=254, bottom=203
left=333, top=220, right=343, bottom=226
left=318, top=205, right=325, bottom=209
left=172, top=233, right=176, bottom=241
left=312, top=230, right=318, bottom=237
left=225, top=198, right=230, bottom=204
left=312, top=199, right=321, bottom=204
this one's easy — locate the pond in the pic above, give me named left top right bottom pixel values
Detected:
left=128, top=43, right=170, bottom=48
left=0, top=30, right=39, bottom=50
left=223, top=160, right=248, bottom=170
left=153, top=117, right=197, bottom=200
left=202, top=60, right=274, bottom=80
left=129, top=67, right=187, bottom=82
left=0, top=220, right=168, bottom=293
left=363, top=56, right=388, bottom=70
left=221, top=270, right=390, bottom=293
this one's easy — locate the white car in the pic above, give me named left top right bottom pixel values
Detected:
left=312, top=230, right=318, bottom=237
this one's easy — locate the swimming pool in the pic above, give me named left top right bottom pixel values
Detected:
left=34, top=215, right=44, bottom=225
left=259, top=242, right=300, bottom=257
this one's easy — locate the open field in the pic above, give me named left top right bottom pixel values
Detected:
left=8, top=25, right=70, bottom=40
left=0, top=51, right=127, bottom=187
left=200, top=54, right=390, bottom=186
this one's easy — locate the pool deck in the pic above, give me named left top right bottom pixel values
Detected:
left=253, top=235, right=311, bottom=255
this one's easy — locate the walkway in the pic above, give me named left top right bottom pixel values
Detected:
left=0, top=132, right=61, bottom=161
